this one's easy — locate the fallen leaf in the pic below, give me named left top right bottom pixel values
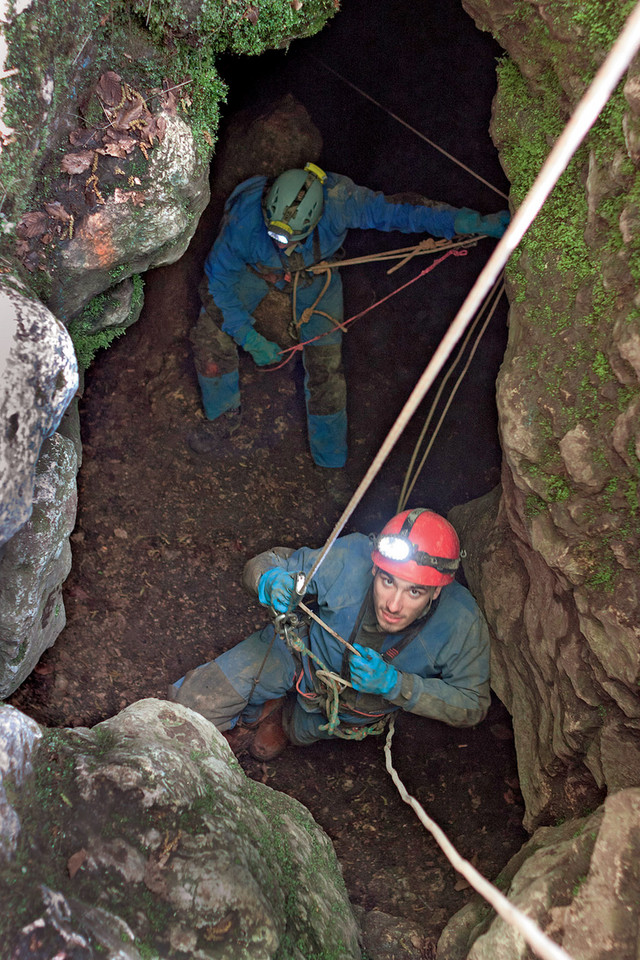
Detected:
left=160, top=83, right=178, bottom=116
left=16, top=211, right=47, bottom=238
left=113, top=188, right=145, bottom=207
left=34, top=661, right=54, bottom=676
left=454, top=876, right=470, bottom=891
left=67, top=849, right=87, bottom=879
left=96, top=70, right=122, bottom=107
left=44, top=201, right=72, bottom=221
left=113, top=99, right=146, bottom=131
left=97, top=136, right=137, bottom=158
left=69, top=127, right=100, bottom=148
left=113, top=528, right=129, bottom=539
left=504, top=788, right=515, bottom=805
left=244, top=4, right=259, bottom=23
left=60, top=151, right=94, bottom=175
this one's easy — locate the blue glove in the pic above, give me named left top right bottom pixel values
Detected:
left=240, top=327, right=281, bottom=366
left=454, top=208, right=510, bottom=239
left=349, top=643, right=400, bottom=697
left=258, top=568, right=297, bottom=613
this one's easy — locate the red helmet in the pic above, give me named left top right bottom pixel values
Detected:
left=371, top=508, right=460, bottom=586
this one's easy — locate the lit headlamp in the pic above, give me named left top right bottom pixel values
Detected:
left=267, top=220, right=295, bottom=245
left=371, top=533, right=460, bottom=574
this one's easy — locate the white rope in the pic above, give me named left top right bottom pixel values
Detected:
left=301, top=0, right=640, bottom=595
left=384, top=718, right=572, bottom=960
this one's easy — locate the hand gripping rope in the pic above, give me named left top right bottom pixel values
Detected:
left=275, top=6, right=640, bottom=959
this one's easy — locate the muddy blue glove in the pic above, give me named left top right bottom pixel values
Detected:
left=350, top=643, right=400, bottom=697
left=240, top=327, right=281, bottom=366
left=258, top=568, right=297, bottom=613
left=454, top=208, right=510, bottom=239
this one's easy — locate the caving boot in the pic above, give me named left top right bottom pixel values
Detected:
left=187, top=409, right=242, bottom=455
left=249, top=699, right=289, bottom=761
left=221, top=698, right=286, bottom=758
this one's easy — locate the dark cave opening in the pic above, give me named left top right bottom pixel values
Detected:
left=8, top=0, right=530, bottom=945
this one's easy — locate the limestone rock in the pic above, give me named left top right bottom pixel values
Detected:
left=51, top=113, right=209, bottom=320
left=437, top=788, right=640, bottom=960
left=0, top=430, right=77, bottom=698
left=0, top=699, right=361, bottom=959
left=0, top=283, right=78, bottom=548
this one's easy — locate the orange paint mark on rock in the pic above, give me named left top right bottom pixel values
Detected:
left=78, top=212, right=117, bottom=269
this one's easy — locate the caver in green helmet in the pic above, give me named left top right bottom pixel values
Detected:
left=263, top=162, right=327, bottom=244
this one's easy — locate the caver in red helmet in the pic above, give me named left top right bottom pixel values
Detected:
left=370, top=508, right=460, bottom=587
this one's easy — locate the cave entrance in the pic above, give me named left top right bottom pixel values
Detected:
left=9, top=0, right=529, bottom=945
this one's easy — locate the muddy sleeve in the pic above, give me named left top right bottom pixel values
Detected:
left=242, top=547, right=296, bottom=596
left=325, top=175, right=460, bottom=239
left=388, top=617, right=491, bottom=727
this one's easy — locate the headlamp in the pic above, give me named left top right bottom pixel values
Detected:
left=376, top=535, right=413, bottom=562
left=267, top=219, right=295, bottom=245
left=371, top=533, right=460, bottom=573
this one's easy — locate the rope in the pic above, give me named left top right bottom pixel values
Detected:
left=309, top=54, right=509, bottom=201
left=262, top=247, right=468, bottom=372
left=288, top=633, right=385, bottom=739
left=384, top=717, right=573, bottom=960
left=303, top=235, right=481, bottom=273
left=397, top=276, right=506, bottom=512
left=300, top=0, right=640, bottom=598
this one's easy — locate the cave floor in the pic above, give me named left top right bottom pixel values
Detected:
left=9, top=242, right=527, bottom=945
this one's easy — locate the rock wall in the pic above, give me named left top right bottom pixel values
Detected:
left=0, top=0, right=337, bottom=696
left=0, top=699, right=361, bottom=959
left=453, top=0, right=640, bottom=830
left=437, top=787, right=640, bottom=960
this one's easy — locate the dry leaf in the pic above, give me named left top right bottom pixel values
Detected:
left=67, top=849, right=87, bottom=879
left=454, top=876, right=470, bottom=891
left=97, top=137, right=137, bottom=158
left=114, top=528, right=129, bottom=539
left=113, top=188, right=145, bottom=207
left=244, top=4, right=259, bottom=23
left=16, top=211, right=47, bottom=238
left=96, top=70, right=123, bottom=107
left=160, top=84, right=178, bottom=116
left=69, top=127, right=100, bottom=148
left=61, top=151, right=94, bottom=175
left=114, top=99, right=146, bottom=131
left=291, top=0, right=302, bottom=9
left=44, top=201, right=72, bottom=221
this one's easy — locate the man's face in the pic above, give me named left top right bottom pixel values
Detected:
left=372, top=566, right=441, bottom=633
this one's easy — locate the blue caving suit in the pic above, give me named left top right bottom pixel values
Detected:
left=193, top=173, right=465, bottom=467
left=170, top=534, right=491, bottom=744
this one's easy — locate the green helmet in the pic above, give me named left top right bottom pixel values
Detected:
left=263, top=163, right=327, bottom=243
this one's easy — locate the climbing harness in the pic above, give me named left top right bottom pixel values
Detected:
left=270, top=598, right=391, bottom=740
left=262, top=241, right=474, bottom=373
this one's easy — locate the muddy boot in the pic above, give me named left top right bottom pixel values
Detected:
left=188, top=409, right=242, bottom=454
left=249, top=700, right=289, bottom=761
